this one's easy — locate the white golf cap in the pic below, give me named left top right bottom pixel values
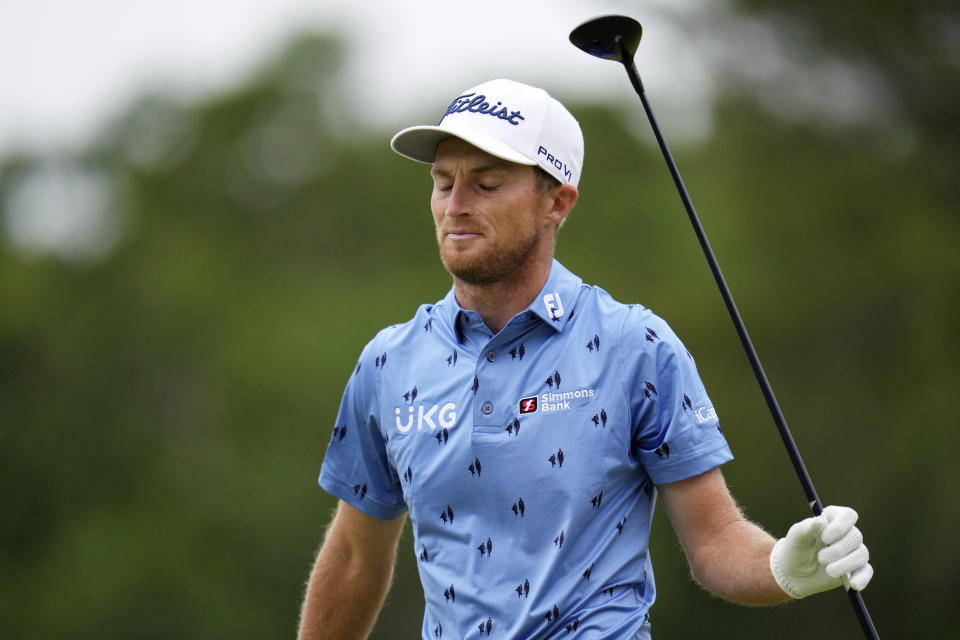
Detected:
left=390, top=78, right=584, bottom=187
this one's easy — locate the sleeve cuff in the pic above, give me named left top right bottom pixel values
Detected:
left=643, top=441, right=734, bottom=486
left=318, top=469, right=407, bottom=520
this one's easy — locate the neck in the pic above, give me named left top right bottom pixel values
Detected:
left=454, top=256, right=554, bottom=334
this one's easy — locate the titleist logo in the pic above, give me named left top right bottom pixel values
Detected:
left=438, top=93, right=525, bottom=126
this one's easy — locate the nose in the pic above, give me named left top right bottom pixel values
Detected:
left=444, top=179, right=472, bottom=217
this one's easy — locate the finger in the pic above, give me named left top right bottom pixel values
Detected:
left=847, top=562, right=874, bottom=591
left=826, top=543, right=869, bottom=578
left=818, top=526, right=863, bottom=565
left=821, top=506, right=858, bottom=545
left=785, top=515, right=825, bottom=544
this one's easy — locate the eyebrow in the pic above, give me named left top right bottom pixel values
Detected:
left=430, top=163, right=510, bottom=179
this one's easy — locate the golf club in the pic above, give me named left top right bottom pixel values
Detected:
left=570, top=15, right=879, bottom=639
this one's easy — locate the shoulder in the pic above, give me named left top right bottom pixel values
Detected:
left=574, top=283, right=691, bottom=363
left=574, top=283, right=671, bottom=336
left=356, top=302, right=442, bottom=367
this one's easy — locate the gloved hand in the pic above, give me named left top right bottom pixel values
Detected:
left=769, top=505, right=873, bottom=599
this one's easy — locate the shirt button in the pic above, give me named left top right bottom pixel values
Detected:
left=486, top=350, right=497, bottom=362
left=481, top=402, right=493, bottom=414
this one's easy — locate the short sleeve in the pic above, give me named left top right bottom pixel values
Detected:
left=622, top=307, right=733, bottom=485
left=318, top=338, right=407, bottom=519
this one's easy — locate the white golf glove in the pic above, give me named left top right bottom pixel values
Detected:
left=769, top=505, right=873, bottom=599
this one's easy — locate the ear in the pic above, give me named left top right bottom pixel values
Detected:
left=545, top=183, right=579, bottom=227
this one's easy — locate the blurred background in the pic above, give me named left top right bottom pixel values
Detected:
left=1, top=0, right=957, bottom=637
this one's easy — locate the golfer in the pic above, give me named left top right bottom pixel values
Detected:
left=297, top=79, right=873, bottom=640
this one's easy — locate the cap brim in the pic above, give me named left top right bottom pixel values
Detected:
left=390, top=125, right=536, bottom=166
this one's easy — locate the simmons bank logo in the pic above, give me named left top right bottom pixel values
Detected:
left=394, top=403, right=456, bottom=433
left=519, top=396, right=538, bottom=414
left=519, top=388, right=595, bottom=414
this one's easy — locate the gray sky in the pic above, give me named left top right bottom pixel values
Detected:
left=0, top=0, right=734, bottom=155
left=0, top=0, right=901, bottom=261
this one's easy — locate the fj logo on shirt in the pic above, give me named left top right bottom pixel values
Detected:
left=395, top=403, right=457, bottom=433
left=543, top=292, right=564, bottom=320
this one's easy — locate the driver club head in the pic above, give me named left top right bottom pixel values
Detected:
left=569, top=15, right=642, bottom=62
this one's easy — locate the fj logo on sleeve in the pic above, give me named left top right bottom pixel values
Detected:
left=543, top=292, right=564, bottom=320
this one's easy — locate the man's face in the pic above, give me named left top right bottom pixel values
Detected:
left=430, top=137, right=557, bottom=285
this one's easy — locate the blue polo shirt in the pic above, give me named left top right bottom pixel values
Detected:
left=319, top=260, right=732, bottom=639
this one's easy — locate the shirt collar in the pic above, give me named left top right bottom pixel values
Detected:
left=433, top=259, right=583, bottom=341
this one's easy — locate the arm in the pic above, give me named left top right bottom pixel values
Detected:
left=658, top=467, right=790, bottom=606
left=297, top=500, right=408, bottom=640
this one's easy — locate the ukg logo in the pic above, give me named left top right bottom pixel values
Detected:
left=395, top=403, right=457, bottom=433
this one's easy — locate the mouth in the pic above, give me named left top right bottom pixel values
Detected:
left=445, top=230, right=483, bottom=241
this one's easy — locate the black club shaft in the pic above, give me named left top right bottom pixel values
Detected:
left=619, top=51, right=880, bottom=638
left=570, top=16, right=879, bottom=639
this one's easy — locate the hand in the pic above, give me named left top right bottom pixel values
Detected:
left=769, top=505, right=873, bottom=599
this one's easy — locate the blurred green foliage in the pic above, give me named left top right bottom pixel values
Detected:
left=1, top=5, right=958, bottom=638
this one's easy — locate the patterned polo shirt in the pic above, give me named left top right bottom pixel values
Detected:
left=319, top=259, right=733, bottom=639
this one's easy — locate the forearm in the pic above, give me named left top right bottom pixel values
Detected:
left=687, top=517, right=790, bottom=606
left=661, top=469, right=871, bottom=607
left=660, top=469, right=790, bottom=607
left=297, top=541, right=397, bottom=640
left=297, top=504, right=406, bottom=640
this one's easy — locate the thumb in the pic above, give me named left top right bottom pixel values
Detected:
left=784, top=514, right=826, bottom=545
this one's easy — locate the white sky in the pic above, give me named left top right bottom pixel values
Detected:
left=0, top=0, right=726, bottom=156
